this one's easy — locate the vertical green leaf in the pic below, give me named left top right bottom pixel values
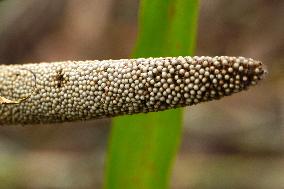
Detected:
left=105, top=0, right=199, bottom=189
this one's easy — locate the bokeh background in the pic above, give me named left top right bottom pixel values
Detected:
left=0, top=0, right=283, bottom=188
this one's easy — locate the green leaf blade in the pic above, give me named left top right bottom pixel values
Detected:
left=105, top=0, right=199, bottom=189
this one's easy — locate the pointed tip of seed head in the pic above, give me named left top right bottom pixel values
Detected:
left=237, top=57, right=266, bottom=87
left=163, top=56, right=267, bottom=105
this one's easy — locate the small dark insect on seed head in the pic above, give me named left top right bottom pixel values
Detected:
left=54, top=68, right=64, bottom=88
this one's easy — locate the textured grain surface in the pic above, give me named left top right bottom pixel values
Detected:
left=0, top=56, right=265, bottom=125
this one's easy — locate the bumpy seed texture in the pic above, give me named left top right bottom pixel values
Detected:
left=0, top=56, right=266, bottom=125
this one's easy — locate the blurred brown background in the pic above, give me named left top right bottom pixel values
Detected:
left=0, top=0, right=283, bottom=188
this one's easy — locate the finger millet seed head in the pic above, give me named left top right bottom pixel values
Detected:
left=0, top=56, right=266, bottom=125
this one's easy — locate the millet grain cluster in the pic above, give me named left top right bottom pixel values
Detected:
left=0, top=56, right=266, bottom=125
